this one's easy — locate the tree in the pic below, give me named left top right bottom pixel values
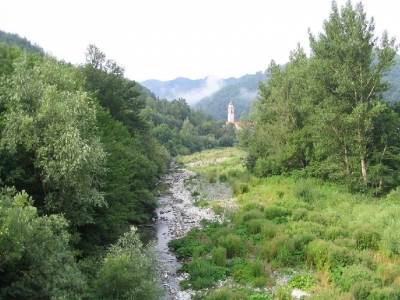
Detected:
left=93, top=227, right=162, bottom=300
left=1, top=54, right=106, bottom=227
left=0, top=188, right=87, bottom=299
left=309, top=1, right=398, bottom=187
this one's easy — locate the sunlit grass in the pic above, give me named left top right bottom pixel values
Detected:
left=173, top=147, right=400, bottom=298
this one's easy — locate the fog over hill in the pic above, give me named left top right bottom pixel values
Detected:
left=141, top=76, right=239, bottom=105
left=141, top=72, right=266, bottom=120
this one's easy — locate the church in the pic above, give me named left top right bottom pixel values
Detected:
left=225, top=101, right=240, bottom=127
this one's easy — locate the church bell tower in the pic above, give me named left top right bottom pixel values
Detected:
left=228, top=101, right=234, bottom=123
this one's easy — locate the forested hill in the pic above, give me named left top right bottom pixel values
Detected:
left=141, top=76, right=239, bottom=105
left=195, top=71, right=267, bottom=120
left=0, top=30, right=43, bottom=54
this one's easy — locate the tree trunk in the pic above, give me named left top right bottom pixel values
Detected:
left=361, top=157, right=368, bottom=186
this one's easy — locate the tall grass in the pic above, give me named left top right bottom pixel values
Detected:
left=169, top=147, right=400, bottom=298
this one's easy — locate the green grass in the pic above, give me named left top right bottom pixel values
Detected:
left=169, top=147, right=400, bottom=299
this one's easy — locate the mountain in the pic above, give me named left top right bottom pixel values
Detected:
left=141, top=76, right=240, bottom=105
left=141, top=72, right=266, bottom=120
left=194, top=71, right=267, bottom=121
left=0, top=30, right=43, bottom=54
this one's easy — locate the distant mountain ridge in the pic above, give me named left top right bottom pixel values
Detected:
left=141, top=72, right=266, bottom=120
left=141, top=76, right=240, bottom=105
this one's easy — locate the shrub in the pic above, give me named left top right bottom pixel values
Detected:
left=354, top=226, right=381, bottom=251
left=191, top=190, right=200, bottom=197
left=264, top=205, right=291, bottom=222
left=325, top=226, right=350, bottom=240
left=211, top=227, right=233, bottom=245
left=211, top=247, right=227, bottom=267
left=262, top=235, right=295, bottom=263
left=247, top=219, right=266, bottom=234
left=288, top=273, right=318, bottom=292
left=305, top=240, right=331, bottom=270
left=260, top=220, right=279, bottom=239
left=168, top=236, right=199, bottom=259
left=206, top=289, right=250, bottom=300
left=368, top=286, right=400, bottom=300
left=218, top=233, right=243, bottom=258
left=218, top=173, right=228, bottom=182
left=242, top=209, right=264, bottom=222
left=380, top=221, right=400, bottom=256
left=243, top=201, right=263, bottom=212
left=336, top=265, right=382, bottom=292
left=187, top=258, right=227, bottom=289
left=233, top=182, right=250, bottom=195
left=293, top=181, right=315, bottom=203
left=291, top=207, right=309, bottom=221
left=349, top=281, right=375, bottom=300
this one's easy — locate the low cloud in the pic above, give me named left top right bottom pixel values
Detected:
left=239, top=87, right=257, bottom=100
left=178, top=76, right=225, bottom=105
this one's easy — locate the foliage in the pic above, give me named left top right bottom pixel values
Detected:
left=239, top=1, right=400, bottom=193
left=1, top=54, right=106, bottom=227
left=93, top=227, right=162, bottom=300
left=184, top=258, right=227, bottom=289
left=0, top=188, right=87, bottom=299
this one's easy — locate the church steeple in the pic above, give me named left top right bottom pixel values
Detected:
left=228, top=101, right=234, bottom=123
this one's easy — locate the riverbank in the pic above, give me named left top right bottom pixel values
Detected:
left=155, top=160, right=237, bottom=300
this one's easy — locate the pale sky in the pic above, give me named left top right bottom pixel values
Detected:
left=1, top=0, right=399, bottom=82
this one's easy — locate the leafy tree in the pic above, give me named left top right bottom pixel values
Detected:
left=81, top=44, right=147, bottom=134
left=0, top=188, right=87, bottom=299
left=309, top=1, right=398, bottom=187
left=1, top=54, right=106, bottom=227
left=93, top=227, right=162, bottom=300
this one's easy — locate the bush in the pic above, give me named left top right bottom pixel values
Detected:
left=291, top=207, right=309, bottom=221
left=187, top=258, right=227, bottom=289
left=288, top=273, right=318, bottom=292
left=211, top=247, right=227, bottom=267
left=264, top=205, right=291, bottom=222
left=260, top=220, right=279, bottom=239
left=168, top=236, right=199, bottom=259
left=242, top=201, right=263, bottom=212
left=325, top=226, right=350, bottom=240
left=336, top=265, right=382, bottom=292
left=305, top=240, right=331, bottom=270
left=242, top=209, right=265, bottom=222
left=247, top=219, right=265, bottom=234
left=219, top=173, right=228, bottom=182
left=293, top=181, right=315, bottom=203
left=233, top=182, right=250, bottom=195
left=218, top=233, right=244, bottom=258
left=368, top=286, right=400, bottom=300
left=205, top=288, right=252, bottom=300
left=354, top=226, right=381, bottom=251
left=262, top=235, right=295, bottom=264
left=349, top=281, right=375, bottom=300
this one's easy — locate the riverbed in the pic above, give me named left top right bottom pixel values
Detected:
left=150, top=161, right=234, bottom=300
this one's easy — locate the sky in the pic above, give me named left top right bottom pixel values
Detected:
left=1, top=0, right=399, bottom=82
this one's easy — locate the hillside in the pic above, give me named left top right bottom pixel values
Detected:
left=195, top=71, right=267, bottom=120
left=141, top=76, right=239, bottom=105
left=0, top=30, right=43, bottom=54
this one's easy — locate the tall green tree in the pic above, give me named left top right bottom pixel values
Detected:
left=1, top=54, right=106, bottom=227
left=309, top=1, right=398, bottom=187
left=0, top=188, right=87, bottom=299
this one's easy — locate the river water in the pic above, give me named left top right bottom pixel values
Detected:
left=141, top=161, right=233, bottom=299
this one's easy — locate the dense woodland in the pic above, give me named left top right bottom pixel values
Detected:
left=0, top=33, right=234, bottom=298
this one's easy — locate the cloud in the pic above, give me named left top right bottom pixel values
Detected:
left=178, top=76, right=225, bottom=105
left=239, top=87, right=257, bottom=101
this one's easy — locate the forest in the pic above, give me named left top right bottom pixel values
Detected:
left=0, top=34, right=235, bottom=298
